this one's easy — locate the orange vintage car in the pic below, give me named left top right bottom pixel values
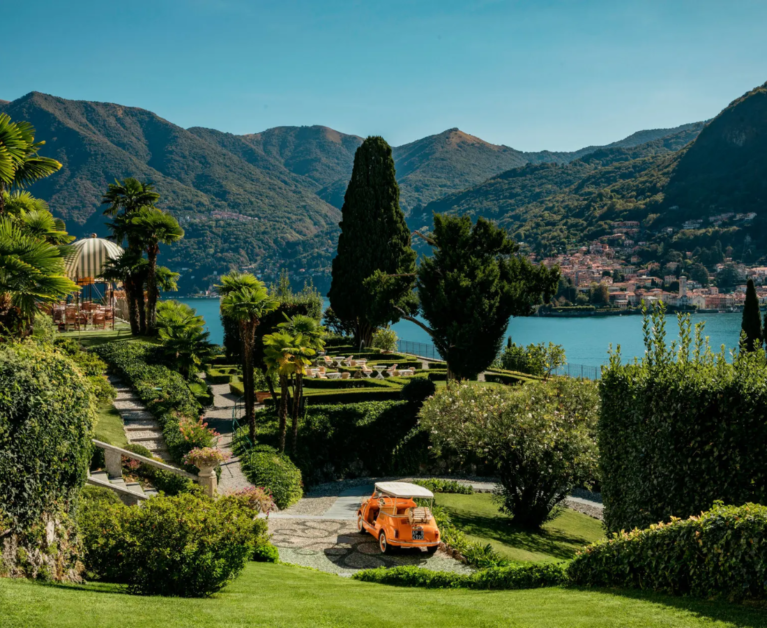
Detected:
left=356, top=481, right=440, bottom=554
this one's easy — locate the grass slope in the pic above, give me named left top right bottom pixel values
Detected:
left=437, top=493, right=605, bottom=562
left=1, top=563, right=765, bottom=628
left=93, top=400, right=127, bottom=448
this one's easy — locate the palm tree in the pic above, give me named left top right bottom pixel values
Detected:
left=101, top=178, right=161, bottom=334
left=218, top=274, right=278, bottom=443
left=263, top=331, right=297, bottom=453
left=0, top=217, right=78, bottom=336
left=101, top=251, right=145, bottom=335
left=276, top=314, right=324, bottom=451
left=156, top=301, right=215, bottom=379
left=129, top=207, right=184, bottom=335
left=0, top=114, right=61, bottom=215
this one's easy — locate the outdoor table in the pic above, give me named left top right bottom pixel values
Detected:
left=326, top=372, right=342, bottom=380
left=371, top=365, right=387, bottom=379
left=333, top=357, right=347, bottom=368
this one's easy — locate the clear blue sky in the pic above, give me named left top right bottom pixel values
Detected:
left=6, top=0, right=767, bottom=150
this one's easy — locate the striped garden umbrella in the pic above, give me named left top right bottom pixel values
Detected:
left=64, top=234, right=124, bottom=282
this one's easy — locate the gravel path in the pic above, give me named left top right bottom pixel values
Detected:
left=268, top=518, right=473, bottom=576
left=203, top=382, right=255, bottom=493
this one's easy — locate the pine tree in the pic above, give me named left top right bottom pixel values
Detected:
left=741, top=278, right=762, bottom=352
left=328, top=136, right=416, bottom=347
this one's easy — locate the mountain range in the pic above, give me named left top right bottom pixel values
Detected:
left=3, top=89, right=746, bottom=293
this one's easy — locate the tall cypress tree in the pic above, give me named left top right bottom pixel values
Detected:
left=328, top=136, right=416, bottom=347
left=741, top=278, right=762, bottom=351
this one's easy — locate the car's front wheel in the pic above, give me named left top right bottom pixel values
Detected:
left=379, top=532, right=392, bottom=554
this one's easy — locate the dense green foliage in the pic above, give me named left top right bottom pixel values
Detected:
left=599, top=307, right=767, bottom=533
left=0, top=343, right=94, bottom=530
left=410, top=215, right=559, bottom=380
left=247, top=401, right=423, bottom=485
left=0, top=342, right=94, bottom=581
left=122, top=443, right=202, bottom=496
left=93, top=342, right=210, bottom=464
left=413, top=478, right=474, bottom=494
left=569, top=502, right=767, bottom=601
left=420, top=379, right=599, bottom=528
left=239, top=445, right=303, bottom=509
left=494, top=339, right=566, bottom=377
left=78, top=492, right=262, bottom=596
left=353, top=563, right=567, bottom=590
left=328, top=136, right=417, bottom=346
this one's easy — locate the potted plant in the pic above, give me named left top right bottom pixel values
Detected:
left=183, top=447, right=231, bottom=496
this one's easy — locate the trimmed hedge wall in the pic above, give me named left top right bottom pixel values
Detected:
left=569, top=502, right=767, bottom=601
left=94, top=342, right=203, bottom=464
left=239, top=446, right=303, bottom=509
left=599, top=311, right=767, bottom=533
left=353, top=563, right=567, bottom=590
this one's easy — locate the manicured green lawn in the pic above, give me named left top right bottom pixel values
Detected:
left=437, top=492, right=605, bottom=562
left=1, top=563, right=764, bottom=628
left=93, top=400, right=128, bottom=448
left=59, top=326, right=152, bottom=348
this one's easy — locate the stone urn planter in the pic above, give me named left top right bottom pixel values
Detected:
left=183, top=447, right=231, bottom=497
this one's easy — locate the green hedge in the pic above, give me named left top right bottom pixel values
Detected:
left=414, top=478, right=473, bottom=494
left=0, top=343, right=95, bottom=580
left=94, top=342, right=203, bottom=465
left=569, top=502, right=767, bottom=601
left=426, top=370, right=448, bottom=381
left=484, top=371, right=535, bottom=385
left=304, top=388, right=403, bottom=405
left=353, top=563, right=566, bottom=590
left=302, top=378, right=398, bottom=390
left=599, top=310, right=767, bottom=532
left=205, top=367, right=238, bottom=384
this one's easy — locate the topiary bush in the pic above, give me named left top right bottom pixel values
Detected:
left=600, top=307, right=767, bottom=533
left=568, top=502, right=767, bottom=601
left=0, top=342, right=95, bottom=581
left=78, top=492, right=260, bottom=596
left=353, top=563, right=567, bottom=590
left=240, top=446, right=303, bottom=509
left=400, top=376, right=436, bottom=406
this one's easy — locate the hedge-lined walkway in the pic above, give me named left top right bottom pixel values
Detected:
left=201, top=381, right=255, bottom=493
left=110, top=376, right=171, bottom=461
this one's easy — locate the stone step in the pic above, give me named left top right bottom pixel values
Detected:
left=153, top=450, right=173, bottom=462
left=124, top=419, right=161, bottom=430
left=90, top=470, right=110, bottom=482
left=113, top=400, right=144, bottom=411
left=131, top=436, right=166, bottom=449
left=126, top=428, right=164, bottom=440
left=144, top=488, right=159, bottom=497
left=120, top=409, right=156, bottom=422
left=124, top=481, right=145, bottom=496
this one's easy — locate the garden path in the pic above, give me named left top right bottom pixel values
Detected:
left=202, top=381, right=256, bottom=493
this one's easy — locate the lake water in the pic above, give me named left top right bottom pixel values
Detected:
left=176, top=297, right=744, bottom=367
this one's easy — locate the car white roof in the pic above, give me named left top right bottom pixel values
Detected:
left=374, top=481, right=434, bottom=499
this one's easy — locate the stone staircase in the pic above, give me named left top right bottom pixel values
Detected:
left=88, top=469, right=158, bottom=505
left=111, top=377, right=172, bottom=462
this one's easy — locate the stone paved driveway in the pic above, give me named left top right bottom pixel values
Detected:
left=268, top=518, right=473, bottom=576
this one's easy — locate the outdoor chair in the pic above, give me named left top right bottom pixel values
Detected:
left=385, top=364, right=399, bottom=377
left=322, top=356, right=334, bottom=367
left=360, top=365, right=373, bottom=378
left=92, top=311, right=106, bottom=329
left=342, top=356, right=354, bottom=366
left=340, top=372, right=350, bottom=380
left=64, top=310, right=79, bottom=331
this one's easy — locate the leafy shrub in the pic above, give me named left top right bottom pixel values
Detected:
left=372, top=326, right=398, bottom=352
left=93, top=342, right=210, bottom=465
left=414, top=478, right=473, bottom=495
left=179, top=417, right=218, bottom=449
left=420, top=379, right=599, bottom=528
left=87, top=374, right=117, bottom=403
left=78, top=492, right=260, bottom=596
left=240, top=446, right=303, bottom=509
left=251, top=542, right=280, bottom=563
left=568, top=502, right=767, bottom=601
left=32, top=311, right=57, bottom=343
left=353, top=563, right=566, bottom=590
left=483, top=369, right=539, bottom=385
left=225, top=486, right=276, bottom=515
left=494, top=340, right=565, bottom=378
left=600, top=307, right=767, bottom=533
left=0, top=343, right=95, bottom=581
left=122, top=444, right=201, bottom=496
left=400, top=376, right=436, bottom=405
left=80, top=485, right=122, bottom=507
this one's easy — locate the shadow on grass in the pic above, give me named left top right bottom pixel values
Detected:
left=576, top=586, right=767, bottom=628
left=447, top=510, right=591, bottom=561
left=34, top=580, right=132, bottom=596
